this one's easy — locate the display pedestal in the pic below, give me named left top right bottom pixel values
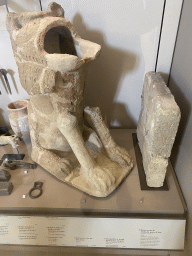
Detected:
left=0, top=129, right=187, bottom=255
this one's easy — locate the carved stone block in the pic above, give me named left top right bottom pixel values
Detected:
left=137, top=71, right=181, bottom=187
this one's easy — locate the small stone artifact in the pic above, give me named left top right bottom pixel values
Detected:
left=137, top=71, right=181, bottom=187
left=0, top=169, right=11, bottom=181
left=6, top=2, right=133, bottom=197
left=3, top=160, right=37, bottom=170
left=0, top=134, right=19, bottom=148
left=0, top=181, right=13, bottom=196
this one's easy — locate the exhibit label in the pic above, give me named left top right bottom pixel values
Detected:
left=0, top=216, right=185, bottom=250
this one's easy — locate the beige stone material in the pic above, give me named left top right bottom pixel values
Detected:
left=0, top=135, right=19, bottom=148
left=6, top=2, right=133, bottom=197
left=84, top=107, right=133, bottom=168
left=137, top=71, right=181, bottom=187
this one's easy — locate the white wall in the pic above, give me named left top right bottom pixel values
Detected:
left=0, top=0, right=41, bottom=126
left=168, top=0, right=192, bottom=254
left=43, top=0, right=167, bottom=128
left=0, top=0, right=167, bottom=128
left=0, top=0, right=183, bottom=129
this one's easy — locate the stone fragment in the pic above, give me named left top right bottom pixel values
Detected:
left=0, top=169, right=11, bottom=181
left=0, top=135, right=19, bottom=148
left=137, top=71, right=181, bottom=187
left=0, top=182, right=13, bottom=196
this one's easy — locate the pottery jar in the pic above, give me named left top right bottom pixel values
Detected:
left=7, top=100, right=30, bottom=141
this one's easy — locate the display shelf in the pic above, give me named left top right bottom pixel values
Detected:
left=0, top=129, right=187, bottom=253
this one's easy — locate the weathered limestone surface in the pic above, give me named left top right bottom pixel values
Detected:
left=137, top=71, right=181, bottom=187
left=0, top=135, right=19, bottom=148
left=6, top=2, right=133, bottom=197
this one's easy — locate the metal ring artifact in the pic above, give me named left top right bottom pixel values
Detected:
left=29, top=181, right=43, bottom=199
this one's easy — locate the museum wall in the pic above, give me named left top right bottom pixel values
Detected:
left=0, top=0, right=168, bottom=129
left=0, top=0, right=40, bottom=126
left=168, top=0, right=192, bottom=254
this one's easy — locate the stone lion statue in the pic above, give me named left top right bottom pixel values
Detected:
left=6, top=2, right=133, bottom=197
